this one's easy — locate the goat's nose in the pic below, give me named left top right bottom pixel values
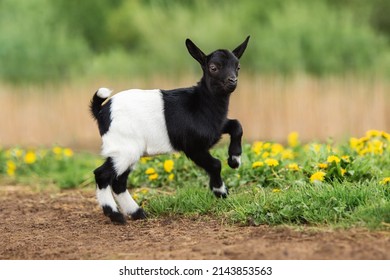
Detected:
left=228, top=77, right=238, bottom=84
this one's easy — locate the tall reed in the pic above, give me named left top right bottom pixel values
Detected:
left=0, top=75, right=388, bottom=149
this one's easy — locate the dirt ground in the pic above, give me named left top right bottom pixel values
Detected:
left=1, top=185, right=390, bottom=260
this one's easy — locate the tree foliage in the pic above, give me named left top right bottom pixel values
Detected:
left=0, top=0, right=389, bottom=83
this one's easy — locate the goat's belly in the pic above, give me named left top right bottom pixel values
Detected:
left=101, top=89, right=175, bottom=158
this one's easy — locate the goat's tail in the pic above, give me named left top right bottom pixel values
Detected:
left=90, top=88, right=112, bottom=120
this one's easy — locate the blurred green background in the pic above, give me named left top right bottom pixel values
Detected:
left=1, top=0, right=389, bottom=84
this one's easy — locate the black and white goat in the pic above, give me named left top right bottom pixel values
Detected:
left=90, top=36, right=250, bottom=223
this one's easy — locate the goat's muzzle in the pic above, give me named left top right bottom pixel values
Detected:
left=224, top=77, right=238, bottom=92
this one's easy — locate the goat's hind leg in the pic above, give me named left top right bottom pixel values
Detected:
left=111, top=168, right=147, bottom=220
left=94, top=158, right=126, bottom=224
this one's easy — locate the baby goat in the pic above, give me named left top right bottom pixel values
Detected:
left=90, top=36, right=250, bottom=223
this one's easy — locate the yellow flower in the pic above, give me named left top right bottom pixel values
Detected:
left=310, top=171, right=326, bottom=183
left=265, top=158, right=279, bottom=167
left=52, top=146, right=63, bottom=155
left=140, top=157, right=152, bottom=164
left=341, top=168, right=347, bottom=176
left=252, top=141, right=263, bottom=155
left=63, top=148, right=74, bottom=157
left=281, top=149, right=294, bottom=160
left=263, top=143, right=271, bottom=150
left=145, top=167, right=156, bottom=175
left=173, top=152, right=181, bottom=159
left=359, top=136, right=369, bottom=143
left=317, top=163, right=328, bottom=169
left=349, top=137, right=360, bottom=150
left=148, top=173, right=158, bottom=180
left=310, top=143, right=322, bottom=153
left=368, top=139, right=384, bottom=155
left=359, top=148, right=369, bottom=156
left=168, top=173, right=175, bottom=181
left=15, top=148, right=23, bottom=158
left=271, top=143, right=284, bottom=156
left=145, top=167, right=159, bottom=180
left=7, top=160, right=16, bottom=169
left=380, top=177, right=390, bottom=185
left=6, top=160, right=16, bottom=176
left=163, top=159, right=174, bottom=173
left=288, top=131, right=299, bottom=147
left=341, top=155, right=350, bottom=163
left=261, top=152, right=270, bottom=159
left=287, top=163, right=300, bottom=171
left=366, top=130, right=382, bottom=138
left=252, top=161, right=264, bottom=169
left=272, top=188, right=281, bottom=193
left=140, top=188, right=149, bottom=194
left=327, top=155, right=340, bottom=164
left=24, top=151, right=37, bottom=164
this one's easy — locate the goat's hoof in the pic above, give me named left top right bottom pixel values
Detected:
left=102, top=205, right=126, bottom=224
left=109, top=212, right=127, bottom=224
left=214, top=191, right=228, bottom=199
left=131, top=208, right=147, bottom=220
left=213, top=183, right=229, bottom=199
left=228, top=155, right=241, bottom=169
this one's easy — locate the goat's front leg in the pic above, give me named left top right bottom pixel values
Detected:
left=187, top=151, right=228, bottom=198
left=222, top=119, right=243, bottom=169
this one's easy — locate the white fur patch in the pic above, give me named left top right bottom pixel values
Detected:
left=96, top=185, right=118, bottom=212
left=113, top=191, right=139, bottom=215
left=101, top=89, right=175, bottom=175
left=232, top=155, right=241, bottom=167
left=213, top=182, right=228, bottom=195
left=97, top=88, right=112, bottom=99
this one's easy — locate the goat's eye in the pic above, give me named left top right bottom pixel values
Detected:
left=209, top=64, right=218, bottom=73
left=237, top=64, right=241, bottom=71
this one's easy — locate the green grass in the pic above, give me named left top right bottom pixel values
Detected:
left=1, top=130, right=390, bottom=229
left=146, top=180, right=390, bottom=229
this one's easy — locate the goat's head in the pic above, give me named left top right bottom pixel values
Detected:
left=185, top=36, right=250, bottom=94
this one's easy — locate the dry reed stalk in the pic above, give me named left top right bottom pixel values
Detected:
left=0, top=75, right=388, bottom=150
left=230, top=75, right=389, bottom=143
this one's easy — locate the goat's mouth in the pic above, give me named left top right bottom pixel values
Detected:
left=224, top=82, right=237, bottom=93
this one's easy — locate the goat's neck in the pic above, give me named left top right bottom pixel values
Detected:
left=196, top=78, right=231, bottom=109
left=193, top=78, right=231, bottom=126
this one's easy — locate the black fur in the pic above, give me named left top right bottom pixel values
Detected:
left=90, top=93, right=112, bottom=136
left=162, top=36, right=249, bottom=195
left=223, top=119, right=243, bottom=168
left=102, top=205, right=126, bottom=224
left=94, top=157, right=127, bottom=224
left=131, top=208, right=147, bottom=220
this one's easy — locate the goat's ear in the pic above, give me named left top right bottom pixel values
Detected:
left=186, top=39, right=206, bottom=65
left=232, top=36, right=250, bottom=59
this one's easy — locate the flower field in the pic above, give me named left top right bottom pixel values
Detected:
left=1, top=130, right=390, bottom=228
